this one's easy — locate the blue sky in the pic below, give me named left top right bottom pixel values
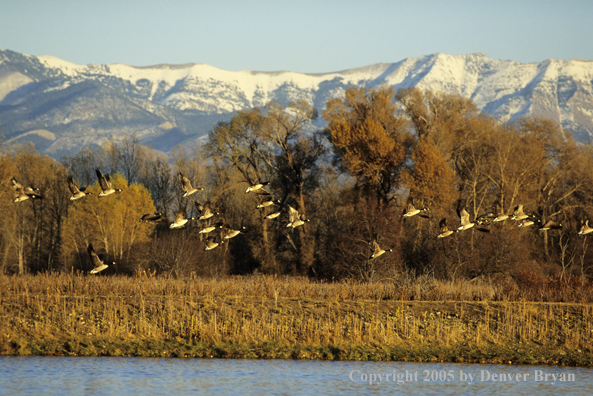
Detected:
left=1, top=0, right=591, bottom=73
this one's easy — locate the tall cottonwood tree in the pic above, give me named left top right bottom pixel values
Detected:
left=61, top=174, right=155, bottom=272
left=396, top=87, right=480, bottom=159
left=323, top=86, right=412, bottom=205
left=206, top=101, right=325, bottom=274
left=515, top=117, right=590, bottom=261
left=259, top=100, right=326, bottom=273
left=206, top=109, right=279, bottom=273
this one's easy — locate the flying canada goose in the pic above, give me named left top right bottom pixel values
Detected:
left=199, top=221, right=224, bottom=234
left=88, top=243, right=114, bottom=274
left=437, top=218, right=455, bottom=238
left=475, top=212, right=495, bottom=225
left=140, top=212, right=164, bottom=223
left=457, top=205, right=475, bottom=231
left=286, top=205, right=309, bottom=229
left=11, top=177, right=42, bottom=202
left=246, top=181, right=269, bottom=194
left=12, top=188, right=29, bottom=203
left=67, top=175, right=93, bottom=201
left=539, top=220, right=562, bottom=231
left=67, top=176, right=92, bottom=201
left=474, top=211, right=494, bottom=231
left=195, top=200, right=218, bottom=221
left=257, top=199, right=281, bottom=209
left=291, top=215, right=310, bottom=229
left=222, top=225, right=247, bottom=239
left=511, top=204, right=529, bottom=221
left=169, top=210, right=193, bottom=229
left=264, top=211, right=282, bottom=220
left=401, top=200, right=429, bottom=219
left=518, top=218, right=539, bottom=228
left=369, top=239, right=392, bottom=260
left=96, top=169, right=122, bottom=197
left=579, top=220, right=593, bottom=235
left=177, top=172, right=204, bottom=197
left=493, top=204, right=508, bottom=222
left=204, top=236, right=222, bottom=251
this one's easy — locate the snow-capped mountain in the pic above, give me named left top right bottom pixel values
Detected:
left=1, top=49, right=592, bottom=159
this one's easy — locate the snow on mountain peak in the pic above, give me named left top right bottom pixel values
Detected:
left=1, top=49, right=592, bottom=158
left=38, top=55, right=86, bottom=75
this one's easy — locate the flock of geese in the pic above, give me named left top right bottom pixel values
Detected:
left=9, top=170, right=310, bottom=274
left=12, top=171, right=593, bottom=271
left=167, top=172, right=310, bottom=251
left=368, top=199, right=593, bottom=260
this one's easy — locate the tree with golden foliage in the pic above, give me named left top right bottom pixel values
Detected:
left=323, top=86, right=412, bottom=204
left=61, top=173, right=155, bottom=272
left=396, top=87, right=479, bottom=155
left=0, top=143, right=70, bottom=274
left=406, top=136, right=457, bottom=211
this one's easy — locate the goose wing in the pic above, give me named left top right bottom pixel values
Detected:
left=540, top=220, right=562, bottom=230
left=439, top=218, right=449, bottom=233
left=246, top=181, right=270, bottom=193
left=96, top=170, right=110, bottom=191
left=195, top=200, right=204, bottom=215
left=141, top=213, right=162, bottom=222
left=67, top=176, right=80, bottom=195
left=221, top=225, right=232, bottom=237
left=174, top=210, right=185, bottom=223
left=286, top=205, right=299, bottom=224
left=495, top=203, right=505, bottom=216
left=11, top=178, right=23, bottom=192
left=87, top=243, right=104, bottom=269
left=202, top=201, right=213, bottom=217
left=513, top=204, right=524, bottom=217
left=459, top=208, right=471, bottom=226
left=370, top=240, right=381, bottom=255
left=178, top=172, right=193, bottom=193
left=455, top=201, right=463, bottom=218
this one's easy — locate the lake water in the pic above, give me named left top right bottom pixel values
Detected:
left=0, top=357, right=591, bottom=395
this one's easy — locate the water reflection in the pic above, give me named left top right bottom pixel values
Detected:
left=0, top=357, right=591, bottom=396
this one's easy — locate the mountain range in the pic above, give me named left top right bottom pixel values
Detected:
left=1, top=49, right=592, bottom=159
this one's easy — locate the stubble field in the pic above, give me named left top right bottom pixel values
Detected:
left=1, top=272, right=592, bottom=366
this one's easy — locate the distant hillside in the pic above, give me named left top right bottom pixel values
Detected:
left=1, top=49, right=592, bottom=159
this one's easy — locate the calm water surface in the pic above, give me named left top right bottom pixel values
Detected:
left=0, top=357, right=592, bottom=395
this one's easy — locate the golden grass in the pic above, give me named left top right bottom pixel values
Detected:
left=1, top=272, right=592, bottom=365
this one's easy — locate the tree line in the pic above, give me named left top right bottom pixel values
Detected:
left=1, top=86, right=593, bottom=282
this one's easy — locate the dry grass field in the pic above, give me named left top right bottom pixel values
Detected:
left=1, top=272, right=592, bottom=366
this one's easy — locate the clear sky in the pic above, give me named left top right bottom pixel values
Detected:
left=1, top=0, right=591, bottom=73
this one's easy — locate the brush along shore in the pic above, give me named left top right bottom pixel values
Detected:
left=0, top=273, right=592, bottom=366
